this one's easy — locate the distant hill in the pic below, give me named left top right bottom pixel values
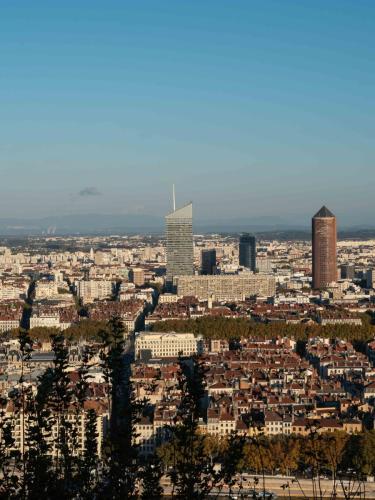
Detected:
left=0, top=214, right=164, bottom=235
left=0, top=214, right=299, bottom=235
left=0, top=214, right=374, bottom=239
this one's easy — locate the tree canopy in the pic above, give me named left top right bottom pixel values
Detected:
left=151, top=316, right=375, bottom=342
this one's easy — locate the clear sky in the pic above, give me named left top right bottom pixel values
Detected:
left=1, top=0, right=374, bottom=225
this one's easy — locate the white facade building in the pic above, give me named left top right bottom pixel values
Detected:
left=135, top=331, right=203, bottom=359
left=0, top=319, right=20, bottom=333
left=35, top=281, right=59, bottom=300
left=75, top=280, right=113, bottom=303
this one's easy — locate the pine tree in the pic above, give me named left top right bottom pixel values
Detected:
left=80, top=408, right=99, bottom=498
left=70, top=345, right=97, bottom=498
left=6, top=326, right=34, bottom=499
left=22, top=369, right=55, bottom=499
left=140, top=457, right=163, bottom=500
left=168, top=357, right=223, bottom=499
left=0, top=395, right=19, bottom=498
left=98, top=316, right=147, bottom=499
left=221, top=432, right=247, bottom=498
left=46, top=334, right=76, bottom=497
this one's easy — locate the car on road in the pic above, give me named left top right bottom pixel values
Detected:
left=256, top=492, right=277, bottom=499
left=245, top=491, right=277, bottom=499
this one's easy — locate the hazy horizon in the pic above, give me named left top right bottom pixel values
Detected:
left=0, top=210, right=374, bottom=237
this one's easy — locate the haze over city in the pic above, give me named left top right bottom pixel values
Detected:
left=1, top=1, right=375, bottom=228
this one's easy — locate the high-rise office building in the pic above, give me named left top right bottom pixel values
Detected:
left=239, top=234, right=256, bottom=271
left=201, top=249, right=216, bottom=275
left=165, top=202, right=193, bottom=288
left=312, top=206, right=337, bottom=289
left=340, top=264, right=355, bottom=280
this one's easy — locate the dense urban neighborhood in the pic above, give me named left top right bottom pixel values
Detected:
left=1, top=207, right=375, bottom=498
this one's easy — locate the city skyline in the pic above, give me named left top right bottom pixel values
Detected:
left=1, top=1, right=375, bottom=222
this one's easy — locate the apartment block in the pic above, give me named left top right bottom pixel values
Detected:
left=174, top=274, right=276, bottom=301
left=75, top=279, right=113, bottom=303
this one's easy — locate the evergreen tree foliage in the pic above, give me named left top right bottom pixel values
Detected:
left=140, top=457, right=163, bottom=500
left=167, top=357, right=225, bottom=499
left=80, top=408, right=99, bottom=498
left=97, top=316, right=149, bottom=499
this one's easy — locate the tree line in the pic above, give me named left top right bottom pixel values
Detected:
left=151, top=315, right=375, bottom=343
left=4, top=311, right=374, bottom=346
left=158, top=429, right=375, bottom=479
left=5, top=320, right=110, bottom=343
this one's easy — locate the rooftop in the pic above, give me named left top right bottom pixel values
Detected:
left=313, top=206, right=335, bottom=218
left=165, top=202, right=193, bottom=220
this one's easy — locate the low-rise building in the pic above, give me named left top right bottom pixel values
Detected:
left=135, top=331, right=203, bottom=359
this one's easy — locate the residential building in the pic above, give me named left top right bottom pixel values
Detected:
left=130, top=267, right=145, bottom=286
left=35, top=280, right=59, bottom=300
left=75, top=279, right=113, bottom=303
left=0, top=302, right=23, bottom=332
left=257, top=257, right=272, bottom=273
left=366, top=268, right=375, bottom=289
left=174, top=274, right=275, bottom=301
left=3, top=400, right=109, bottom=458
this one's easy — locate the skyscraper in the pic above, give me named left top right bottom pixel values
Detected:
left=312, top=206, right=337, bottom=289
left=239, top=233, right=256, bottom=271
left=165, top=202, right=193, bottom=289
left=201, top=249, right=216, bottom=275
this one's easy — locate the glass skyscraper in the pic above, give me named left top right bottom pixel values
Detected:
left=165, top=202, right=193, bottom=289
left=239, top=233, right=256, bottom=271
left=201, top=248, right=216, bottom=275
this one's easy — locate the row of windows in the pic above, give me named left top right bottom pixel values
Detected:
left=138, top=341, right=196, bottom=346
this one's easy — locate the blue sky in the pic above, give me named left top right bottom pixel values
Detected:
left=1, top=0, right=374, bottom=225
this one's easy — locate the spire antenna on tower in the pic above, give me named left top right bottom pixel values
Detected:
left=172, top=184, right=176, bottom=212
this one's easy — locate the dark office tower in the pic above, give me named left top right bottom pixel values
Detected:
left=201, top=249, right=216, bottom=275
left=165, top=202, right=193, bottom=289
left=312, top=206, right=337, bottom=289
left=239, top=234, right=256, bottom=271
left=340, top=264, right=355, bottom=280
